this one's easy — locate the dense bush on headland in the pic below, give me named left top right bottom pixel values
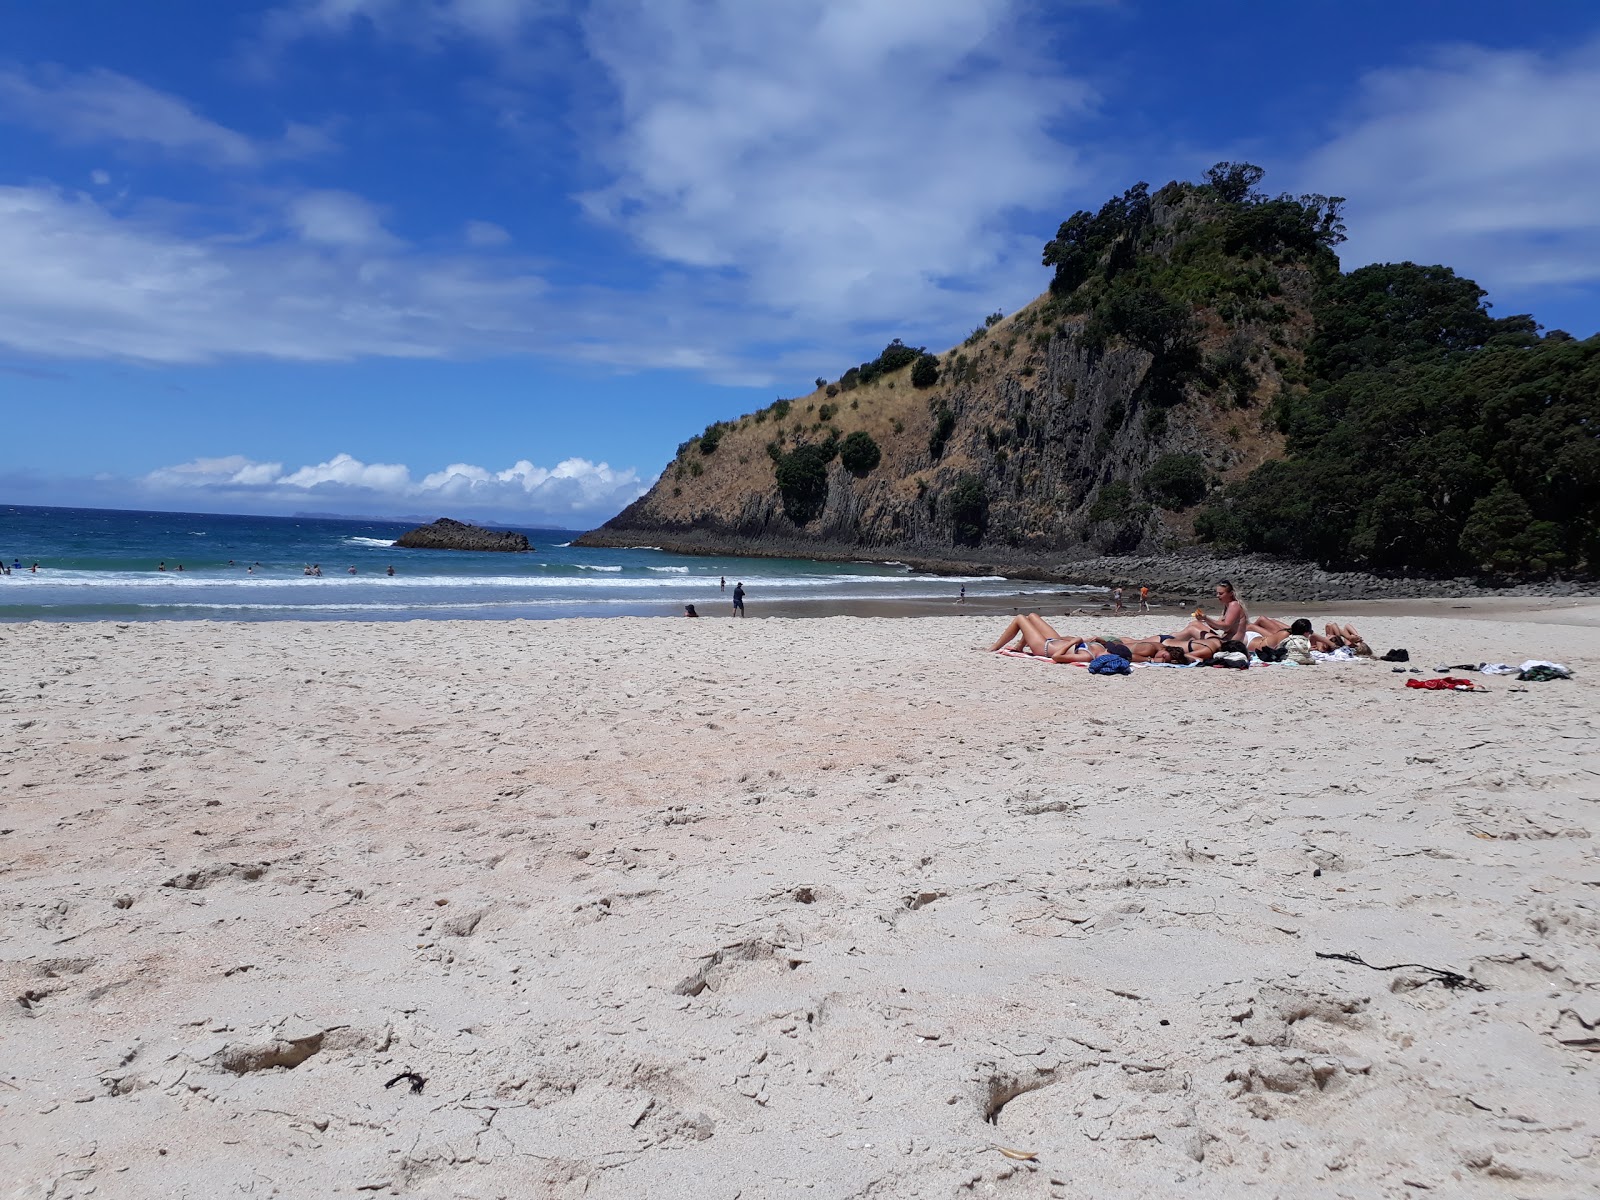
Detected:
left=660, top=161, right=1596, bottom=578
left=1196, top=264, right=1598, bottom=577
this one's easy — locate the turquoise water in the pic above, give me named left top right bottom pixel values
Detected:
left=0, top=504, right=1040, bottom=622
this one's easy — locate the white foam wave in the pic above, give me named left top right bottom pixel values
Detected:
left=648, top=566, right=689, bottom=573
left=343, top=536, right=397, bottom=548
left=5, top=569, right=1026, bottom=596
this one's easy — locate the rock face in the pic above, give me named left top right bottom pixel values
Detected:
left=394, top=518, right=531, bottom=552
left=580, top=179, right=1306, bottom=564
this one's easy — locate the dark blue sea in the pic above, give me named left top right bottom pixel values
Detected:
left=0, top=504, right=1047, bottom=622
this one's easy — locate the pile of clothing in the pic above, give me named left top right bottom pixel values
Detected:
left=1432, top=659, right=1574, bottom=682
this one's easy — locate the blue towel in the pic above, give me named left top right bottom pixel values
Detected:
left=1088, top=653, right=1131, bottom=675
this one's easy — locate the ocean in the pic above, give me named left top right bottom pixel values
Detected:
left=0, top=504, right=1058, bottom=622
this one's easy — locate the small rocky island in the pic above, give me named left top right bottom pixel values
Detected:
left=393, top=517, right=531, bottom=552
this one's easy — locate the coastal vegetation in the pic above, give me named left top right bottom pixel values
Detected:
left=585, top=162, right=1598, bottom=582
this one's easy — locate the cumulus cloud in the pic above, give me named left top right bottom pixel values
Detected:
left=3, top=3, right=1101, bottom=380
left=578, top=0, right=1089, bottom=326
left=464, top=218, right=511, bottom=246
left=140, top=451, right=648, bottom=522
left=0, top=65, right=333, bottom=166
left=1302, top=39, right=1600, bottom=295
left=247, top=0, right=1095, bottom=367
left=288, top=190, right=400, bottom=248
left=0, top=185, right=544, bottom=363
left=259, top=0, right=556, bottom=52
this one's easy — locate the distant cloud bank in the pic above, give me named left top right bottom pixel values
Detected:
left=0, top=452, right=650, bottom=525
left=138, top=452, right=648, bottom=522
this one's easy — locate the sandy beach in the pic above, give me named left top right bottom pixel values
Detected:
left=3, top=606, right=1598, bottom=1198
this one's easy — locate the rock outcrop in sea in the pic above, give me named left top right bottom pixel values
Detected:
left=393, top=518, right=531, bottom=552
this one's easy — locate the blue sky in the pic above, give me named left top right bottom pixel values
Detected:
left=4, top=0, right=1599, bottom=525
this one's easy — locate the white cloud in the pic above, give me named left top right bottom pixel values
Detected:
left=260, top=0, right=554, bottom=51
left=1302, top=40, right=1600, bottom=294
left=0, top=65, right=334, bottom=166
left=464, top=218, right=511, bottom=246
left=288, top=190, right=400, bottom=248
left=247, top=0, right=1094, bottom=368
left=577, top=0, right=1090, bottom=325
left=0, top=184, right=543, bottom=363
left=141, top=451, right=648, bottom=521
left=3, top=3, right=1101, bottom=381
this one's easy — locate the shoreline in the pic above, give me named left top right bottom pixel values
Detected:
left=9, top=592, right=1600, bottom=625
left=575, top=527, right=1600, bottom=603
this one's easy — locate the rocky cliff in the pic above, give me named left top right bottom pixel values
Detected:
left=394, top=518, right=531, bottom=552
left=580, top=167, right=1338, bottom=567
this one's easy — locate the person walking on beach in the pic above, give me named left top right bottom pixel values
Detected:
left=732, top=581, right=746, bottom=617
left=959, top=584, right=966, bottom=604
left=1112, top=585, right=1124, bottom=614
left=1139, top=585, right=1149, bottom=612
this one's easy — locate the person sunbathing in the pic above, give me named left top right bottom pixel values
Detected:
left=989, top=613, right=1108, bottom=661
left=990, top=614, right=1188, bottom=663
left=1247, top=616, right=1340, bottom=652
left=1324, top=623, right=1373, bottom=656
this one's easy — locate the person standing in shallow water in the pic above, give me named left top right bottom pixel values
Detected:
left=720, top=576, right=726, bottom=591
left=732, top=581, right=745, bottom=617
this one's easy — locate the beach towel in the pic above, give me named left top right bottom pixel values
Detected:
left=1312, top=647, right=1358, bottom=663
left=1088, top=653, right=1131, bottom=675
left=1406, top=677, right=1477, bottom=691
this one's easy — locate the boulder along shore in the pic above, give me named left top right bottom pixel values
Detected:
left=573, top=528, right=1600, bottom=602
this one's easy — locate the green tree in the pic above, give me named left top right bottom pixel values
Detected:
left=928, top=406, right=956, bottom=460
left=911, top=354, right=940, bottom=388
left=1458, top=483, right=1566, bottom=576
left=1203, top=161, right=1264, bottom=204
left=945, top=476, right=988, bottom=546
left=1143, top=454, right=1209, bottom=510
left=1042, top=183, right=1152, bottom=295
left=1087, top=481, right=1133, bottom=523
left=775, top=445, right=833, bottom=525
left=839, top=431, right=881, bottom=475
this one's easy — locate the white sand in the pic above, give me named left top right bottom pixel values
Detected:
left=3, top=608, right=1598, bottom=1198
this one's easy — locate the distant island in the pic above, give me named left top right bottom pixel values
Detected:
left=394, top=517, right=532, bottom=552
left=581, top=162, right=1596, bottom=584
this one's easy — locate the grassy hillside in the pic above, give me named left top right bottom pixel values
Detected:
left=586, top=163, right=1597, bottom=579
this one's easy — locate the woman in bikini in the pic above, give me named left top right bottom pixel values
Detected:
left=990, top=615, right=1188, bottom=664
left=989, top=613, right=1109, bottom=661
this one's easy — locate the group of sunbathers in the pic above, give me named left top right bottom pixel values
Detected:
left=989, top=580, right=1373, bottom=665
